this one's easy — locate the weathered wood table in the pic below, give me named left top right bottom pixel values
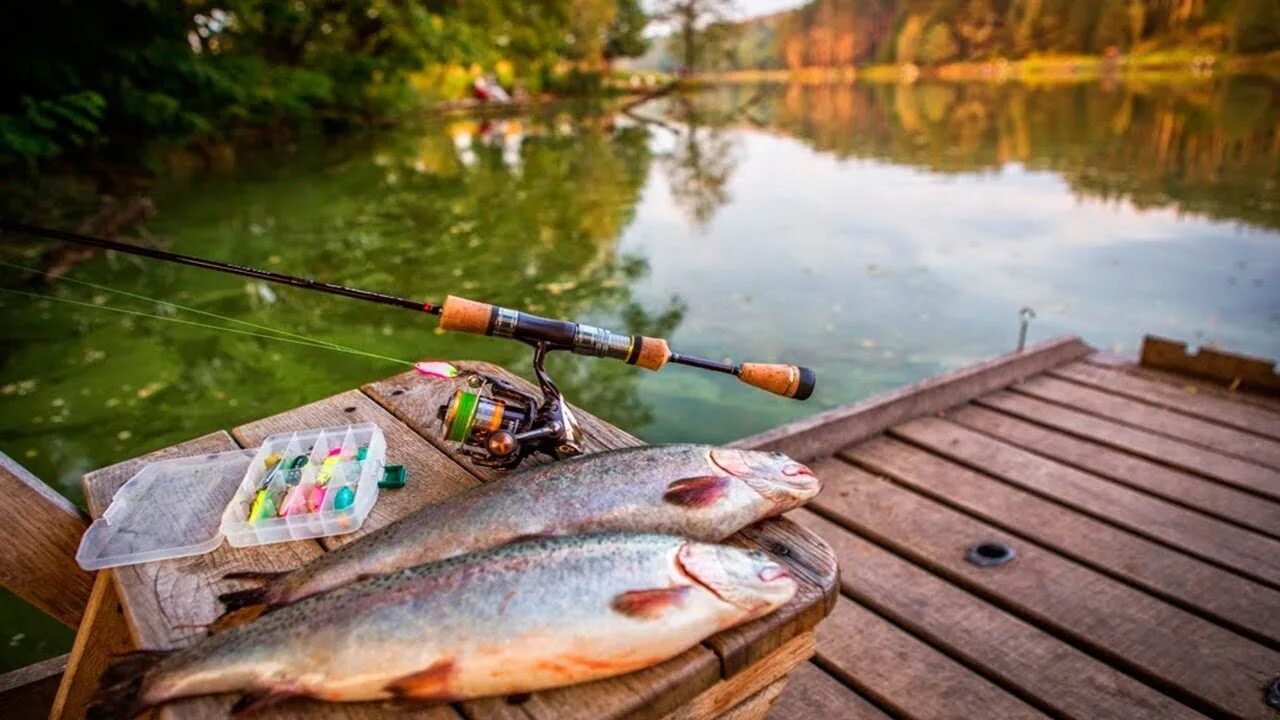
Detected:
left=79, top=362, right=838, bottom=720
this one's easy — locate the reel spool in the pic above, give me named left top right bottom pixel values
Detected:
left=433, top=344, right=584, bottom=469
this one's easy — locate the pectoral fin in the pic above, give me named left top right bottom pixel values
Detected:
left=663, top=476, right=731, bottom=508
left=611, top=586, right=692, bottom=620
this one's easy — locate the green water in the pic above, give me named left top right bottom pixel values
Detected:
left=2, top=79, right=1278, bottom=670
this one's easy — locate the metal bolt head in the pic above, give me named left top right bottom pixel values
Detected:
left=466, top=374, right=484, bottom=389
left=486, top=431, right=518, bottom=458
left=1266, top=676, right=1280, bottom=709
left=967, top=540, right=1016, bottom=567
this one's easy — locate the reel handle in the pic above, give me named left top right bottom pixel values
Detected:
left=738, top=363, right=817, bottom=400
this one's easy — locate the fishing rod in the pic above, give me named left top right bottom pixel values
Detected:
left=2, top=220, right=816, bottom=467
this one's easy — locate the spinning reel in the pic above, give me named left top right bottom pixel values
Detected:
left=435, top=342, right=583, bottom=469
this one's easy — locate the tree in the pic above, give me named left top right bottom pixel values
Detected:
left=605, top=0, right=650, bottom=62
left=653, top=0, right=735, bottom=74
left=919, top=23, right=960, bottom=65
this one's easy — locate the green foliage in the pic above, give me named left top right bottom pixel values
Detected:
left=680, top=0, right=1280, bottom=71
left=606, top=0, right=651, bottom=60
left=1, top=0, right=650, bottom=170
left=919, top=23, right=960, bottom=65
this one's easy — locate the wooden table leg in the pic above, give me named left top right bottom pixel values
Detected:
left=715, top=677, right=788, bottom=720
left=49, top=572, right=136, bottom=719
left=657, top=632, right=813, bottom=720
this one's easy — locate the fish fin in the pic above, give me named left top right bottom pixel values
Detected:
left=221, top=569, right=285, bottom=582
left=229, top=689, right=300, bottom=717
left=663, top=476, right=731, bottom=508
left=88, top=649, right=174, bottom=720
left=385, top=659, right=458, bottom=700
left=611, top=586, right=692, bottom=620
left=207, top=603, right=268, bottom=635
left=506, top=692, right=532, bottom=705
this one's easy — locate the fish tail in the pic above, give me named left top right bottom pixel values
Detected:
left=212, top=572, right=282, bottom=634
left=89, top=649, right=173, bottom=720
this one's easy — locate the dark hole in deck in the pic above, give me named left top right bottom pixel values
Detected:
left=770, top=541, right=792, bottom=557
left=343, top=406, right=356, bottom=413
left=391, top=389, right=404, bottom=396
left=967, top=541, right=1015, bottom=567
left=1266, top=676, right=1280, bottom=709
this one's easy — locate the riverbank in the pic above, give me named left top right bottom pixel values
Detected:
left=690, top=50, right=1280, bottom=85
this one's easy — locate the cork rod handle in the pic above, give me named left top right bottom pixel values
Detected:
left=738, top=363, right=817, bottom=400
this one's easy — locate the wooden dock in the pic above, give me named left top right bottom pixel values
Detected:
left=740, top=336, right=1280, bottom=720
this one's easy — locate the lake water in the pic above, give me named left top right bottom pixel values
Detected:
left=2, top=78, right=1277, bottom=669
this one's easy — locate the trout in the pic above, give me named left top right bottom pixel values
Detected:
left=215, top=445, right=817, bottom=627
left=92, top=534, right=795, bottom=717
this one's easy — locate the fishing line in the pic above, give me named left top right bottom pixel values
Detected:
left=0, top=260, right=359, bottom=355
left=0, top=286, right=415, bottom=366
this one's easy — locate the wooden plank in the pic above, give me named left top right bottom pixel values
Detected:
left=1085, top=353, right=1280, bottom=413
left=815, top=597, right=1046, bottom=720
left=1014, top=375, right=1280, bottom=468
left=846, top=436, right=1280, bottom=644
left=655, top=632, right=813, bottom=720
left=947, top=404, right=1280, bottom=539
left=0, top=654, right=66, bottom=720
left=766, top=662, right=891, bottom=720
left=230, top=389, right=482, bottom=549
left=80, top=431, right=352, bottom=720
left=789, top=509, right=1202, bottom=720
left=49, top=573, right=135, bottom=720
left=892, top=417, right=1280, bottom=587
left=705, top=677, right=786, bottom=720
left=976, top=390, right=1280, bottom=501
left=809, top=456, right=1280, bottom=719
left=728, top=336, right=1092, bottom=462
left=365, top=363, right=839, bottom=682
left=1052, top=361, right=1280, bottom=440
left=0, top=451, right=93, bottom=628
left=1140, top=335, right=1280, bottom=395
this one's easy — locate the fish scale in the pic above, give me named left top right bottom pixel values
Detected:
left=95, top=534, right=795, bottom=717
left=214, top=444, right=819, bottom=626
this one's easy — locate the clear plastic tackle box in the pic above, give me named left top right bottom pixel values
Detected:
left=76, top=423, right=386, bottom=570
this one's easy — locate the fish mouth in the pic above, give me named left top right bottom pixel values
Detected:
left=758, top=564, right=789, bottom=583
left=782, top=463, right=814, bottom=478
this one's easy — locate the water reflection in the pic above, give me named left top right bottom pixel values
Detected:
left=704, top=79, right=1280, bottom=230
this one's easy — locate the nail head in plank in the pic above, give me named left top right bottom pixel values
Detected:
left=846, top=435, right=1280, bottom=644
left=230, top=389, right=481, bottom=549
left=977, top=391, right=1280, bottom=501
left=730, top=336, right=1093, bottom=462
left=1053, top=362, right=1280, bottom=440
left=893, top=417, right=1280, bottom=588
left=817, top=597, right=1047, bottom=720
left=790, top=508, right=1202, bottom=720
left=947, top=404, right=1280, bottom=539
left=1015, top=375, right=1280, bottom=468
left=809, top=457, right=1280, bottom=719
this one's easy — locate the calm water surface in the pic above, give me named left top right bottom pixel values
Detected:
left=2, top=79, right=1278, bottom=668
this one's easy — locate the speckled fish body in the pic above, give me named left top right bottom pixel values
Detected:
left=220, top=444, right=817, bottom=615
left=114, top=534, right=795, bottom=713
